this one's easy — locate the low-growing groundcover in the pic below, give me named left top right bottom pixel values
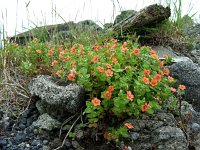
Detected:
left=10, top=38, right=185, bottom=146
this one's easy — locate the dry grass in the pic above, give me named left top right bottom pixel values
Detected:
left=0, top=60, right=31, bottom=120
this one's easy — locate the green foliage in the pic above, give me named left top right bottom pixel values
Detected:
left=7, top=37, right=186, bottom=141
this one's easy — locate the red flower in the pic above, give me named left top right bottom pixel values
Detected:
left=179, top=84, right=186, bottom=91
left=143, top=69, right=150, bottom=77
left=91, top=55, right=99, bottom=63
left=107, top=86, right=114, bottom=92
left=112, top=58, right=118, bottom=64
left=143, top=77, right=149, bottom=84
left=151, top=54, right=158, bottom=59
left=142, top=103, right=150, bottom=112
left=121, top=46, right=128, bottom=53
left=98, top=66, right=104, bottom=73
left=51, top=60, right=58, bottom=66
left=104, top=91, right=112, bottom=99
left=93, top=44, right=99, bottom=52
left=150, top=79, right=158, bottom=87
left=48, top=49, right=53, bottom=55
left=163, top=67, right=170, bottom=76
left=92, top=98, right=101, bottom=106
left=132, top=48, right=140, bottom=56
left=67, top=70, right=76, bottom=81
left=127, top=91, right=134, bottom=101
left=124, top=123, right=134, bottom=129
left=105, top=69, right=113, bottom=77
left=153, top=74, right=161, bottom=81
left=159, top=61, right=164, bottom=67
left=106, top=64, right=112, bottom=69
left=168, top=76, right=174, bottom=82
left=70, top=46, right=76, bottom=54
left=170, top=87, right=177, bottom=92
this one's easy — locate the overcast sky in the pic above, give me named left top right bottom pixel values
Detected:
left=0, top=0, right=200, bottom=37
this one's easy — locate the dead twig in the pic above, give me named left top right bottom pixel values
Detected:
left=54, top=114, right=81, bottom=150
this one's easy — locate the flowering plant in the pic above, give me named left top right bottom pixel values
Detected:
left=16, top=38, right=185, bottom=141
left=46, top=39, right=181, bottom=137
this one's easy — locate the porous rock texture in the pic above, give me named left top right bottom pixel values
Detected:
left=123, top=113, right=188, bottom=150
left=169, top=60, right=200, bottom=112
left=28, top=75, right=85, bottom=119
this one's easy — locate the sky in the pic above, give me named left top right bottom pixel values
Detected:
left=0, top=0, right=200, bottom=38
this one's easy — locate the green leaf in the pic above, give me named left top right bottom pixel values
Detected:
left=149, top=100, right=161, bottom=110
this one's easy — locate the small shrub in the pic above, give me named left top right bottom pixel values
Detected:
left=12, top=37, right=186, bottom=141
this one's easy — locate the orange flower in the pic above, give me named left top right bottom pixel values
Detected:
left=159, top=61, right=164, bottom=67
left=154, top=74, right=161, bottom=81
left=51, top=60, right=58, bottom=66
left=106, top=64, right=112, bottom=69
left=36, top=49, right=42, bottom=54
left=142, top=77, right=149, bottom=84
left=112, top=58, right=118, bottom=64
left=105, top=69, right=113, bottom=77
left=92, top=98, right=101, bottom=106
left=98, top=66, right=104, bottom=73
left=124, top=123, right=134, bottom=129
left=141, top=102, right=151, bottom=112
left=163, top=67, right=170, bottom=76
left=143, top=69, right=150, bottom=77
left=111, top=43, right=117, bottom=49
left=127, top=91, right=134, bottom=101
left=104, top=91, right=112, bottom=99
left=48, top=49, right=53, bottom=55
left=151, top=54, right=158, bottom=59
left=168, top=76, right=174, bottom=82
left=70, top=46, right=76, bottom=54
left=150, top=79, right=158, bottom=87
left=71, top=61, right=76, bottom=68
left=179, top=84, right=186, bottom=91
left=121, top=46, right=128, bottom=53
left=56, top=70, right=62, bottom=76
left=67, top=71, right=76, bottom=81
left=170, top=87, right=177, bottom=92
left=93, top=44, right=99, bottom=52
left=123, top=41, right=127, bottom=47
left=107, top=86, right=114, bottom=92
left=132, top=48, right=140, bottom=56
left=91, top=55, right=99, bottom=63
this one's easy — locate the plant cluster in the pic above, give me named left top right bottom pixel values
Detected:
left=11, top=38, right=186, bottom=141
left=0, top=44, right=188, bottom=150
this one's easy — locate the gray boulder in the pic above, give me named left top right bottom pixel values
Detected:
left=191, top=49, right=200, bottom=65
left=169, top=61, right=200, bottom=111
left=28, top=75, right=85, bottom=119
left=32, top=113, right=61, bottom=131
left=114, top=10, right=137, bottom=25
left=123, top=113, right=187, bottom=150
left=151, top=126, right=187, bottom=150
